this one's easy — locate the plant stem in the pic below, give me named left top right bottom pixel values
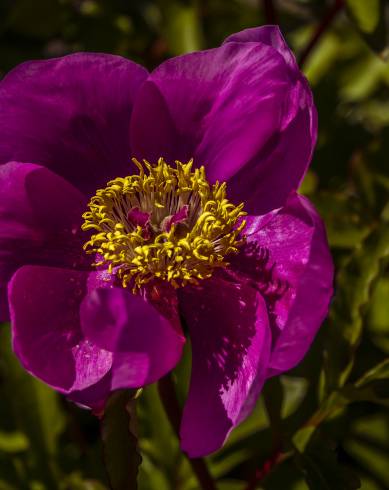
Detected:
left=262, top=0, right=278, bottom=25
left=157, top=373, right=217, bottom=490
left=244, top=450, right=290, bottom=490
left=244, top=379, right=285, bottom=490
left=299, top=0, right=345, bottom=68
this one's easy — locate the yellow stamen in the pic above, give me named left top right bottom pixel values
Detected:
left=82, top=158, right=246, bottom=290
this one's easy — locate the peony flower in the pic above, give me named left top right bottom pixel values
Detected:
left=0, top=26, right=333, bottom=457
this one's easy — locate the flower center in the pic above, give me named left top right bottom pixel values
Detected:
left=82, top=158, right=246, bottom=290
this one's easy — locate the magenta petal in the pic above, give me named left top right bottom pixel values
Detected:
left=127, top=207, right=151, bottom=228
left=0, top=162, right=87, bottom=321
left=9, top=266, right=112, bottom=393
left=130, top=81, right=182, bottom=164
left=80, top=287, right=185, bottom=389
left=68, top=372, right=112, bottom=411
left=0, top=53, right=148, bottom=195
left=178, top=277, right=271, bottom=457
left=224, top=25, right=298, bottom=70
left=131, top=30, right=316, bottom=214
left=231, top=193, right=334, bottom=376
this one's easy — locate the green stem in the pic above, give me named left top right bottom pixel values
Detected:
left=157, top=373, right=217, bottom=490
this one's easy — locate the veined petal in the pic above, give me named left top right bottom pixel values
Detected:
left=0, top=53, right=148, bottom=195
left=178, top=276, right=271, bottom=457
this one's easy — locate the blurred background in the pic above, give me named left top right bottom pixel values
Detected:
left=0, top=1, right=388, bottom=489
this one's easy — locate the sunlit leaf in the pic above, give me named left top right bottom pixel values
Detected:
left=324, top=220, right=389, bottom=394
left=346, top=0, right=389, bottom=58
left=281, top=377, right=309, bottom=419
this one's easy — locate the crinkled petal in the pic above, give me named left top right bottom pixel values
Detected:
left=0, top=162, right=88, bottom=321
left=9, top=265, right=113, bottom=393
left=80, top=287, right=185, bottom=389
left=131, top=29, right=316, bottom=214
left=0, top=53, right=148, bottom=195
left=230, top=193, right=333, bottom=376
left=178, top=276, right=271, bottom=457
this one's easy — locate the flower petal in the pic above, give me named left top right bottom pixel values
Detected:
left=80, top=286, right=185, bottom=389
left=132, top=29, right=315, bottom=214
left=230, top=193, right=334, bottom=376
left=178, top=276, right=271, bottom=457
left=68, top=372, right=112, bottom=412
left=9, top=265, right=112, bottom=393
left=224, top=25, right=298, bottom=70
left=0, top=162, right=88, bottom=321
left=0, top=54, right=148, bottom=195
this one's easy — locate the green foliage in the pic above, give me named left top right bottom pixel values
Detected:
left=295, top=432, right=361, bottom=490
left=346, top=0, right=389, bottom=58
left=0, top=1, right=388, bottom=489
left=324, top=220, right=389, bottom=393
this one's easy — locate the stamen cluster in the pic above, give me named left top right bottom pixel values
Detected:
left=82, top=158, right=246, bottom=289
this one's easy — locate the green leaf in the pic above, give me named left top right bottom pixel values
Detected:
left=294, top=359, right=389, bottom=452
left=138, top=454, right=170, bottom=490
left=102, top=390, right=142, bottom=490
left=311, top=193, right=371, bottom=249
left=209, top=449, right=251, bottom=479
left=324, top=220, right=389, bottom=394
left=368, top=276, right=389, bottom=330
left=295, top=433, right=361, bottom=490
left=0, top=325, right=64, bottom=488
left=0, top=432, right=28, bottom=454
left=281, top=376, right=308, bottom=419
left=355, top=358, right=389, bottom=387
left=346, top=0, right=380, bottom=34
left=346, top=0, right=389, bottom=58
left=140, top=383, right=178, bottom=464
left=345, top=414, right=389, bottom=488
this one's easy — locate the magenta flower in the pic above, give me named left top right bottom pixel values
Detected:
left=0, top=26, right=333, bottom=456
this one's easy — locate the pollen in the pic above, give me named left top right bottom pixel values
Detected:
left=82, top=158, right=246, bottom=290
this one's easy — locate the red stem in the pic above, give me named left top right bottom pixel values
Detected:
left=244, top=448, right=286, bottom=490
left=157, top=374, right=217, bottom=490
left=299, top=0, right=345, bottom=68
